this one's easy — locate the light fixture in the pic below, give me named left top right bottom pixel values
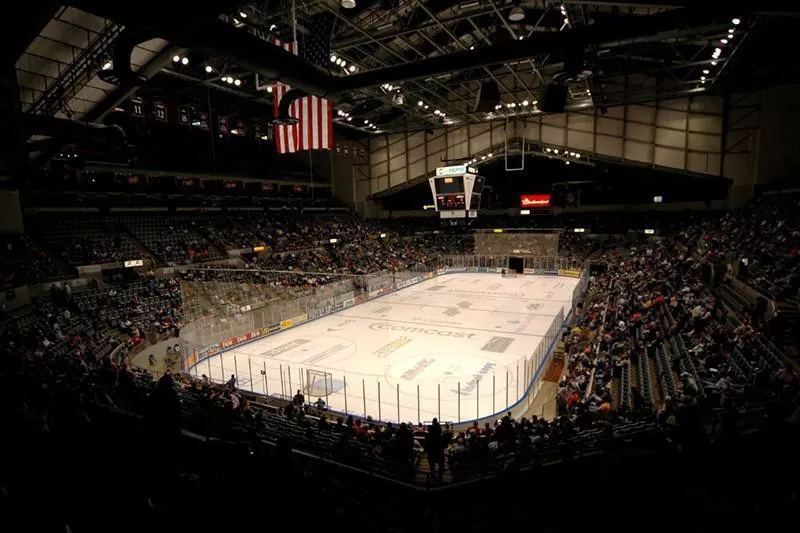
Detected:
left=434, top=109, right=441, bottom=115
left=330, top=55, right=337, bottom=63
left=349, top=65, right=356, bottom=72
left=481, top=155, right=486, bottom=160
left=565, top=161, right=570, bottom=165
left=714, top=48, right=722, bottom=54
left=340, top=60, right=347, bottom=67
left=205, top=65, right=213, bottom=73
left=509, top=5, right=526, bottom=22
left=270, top=24, right=277, bottom=31
left=522, top=100, right=529, bottom=106
left=172, top=55, right=181, bottom=63
left=341, top=0, right=356, bottom=8
left=575, top=153, right=580, bottom=159
left=226, top=76, right=234, bottom=84
left=346, top=117, right=352, bottom=121
left=102, top=61, right=113, bottom=71
left=487, top=152, right=493, bottom=157
left=267, top=86, right=273, bottom=93
left=181, top=57, right=189, bottom=65
left=721, top=38, right=728, bottom=44
left=732, top=17, right=741, bottom=25
left=424, top=105, right=430, bottom=109
left=729, top=28, right=735, bottom=34
left=418, top=100, right=424, bottom=106
left=239, top=11, right=247, bottom=18
left=546, top=148, right=552, bottom=153
left=702, top=69, right=709, bottom=74
left=469, top=45, right=475, bottom=50
left=519, top=35, right=524, bottom=40
left=364, top=119, right=369, bottom=124
left=554, top=149, right=559, bottom=154
left=234, top=79, right=242, bottom=86
left=711, top=60, right=718, bottom=66
left=700, top=76, right=706, bottom=81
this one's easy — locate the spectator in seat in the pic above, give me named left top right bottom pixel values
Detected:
left=226, top=374, right=237, bottom=390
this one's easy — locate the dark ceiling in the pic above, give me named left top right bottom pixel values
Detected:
left=8, top=0, right=800, bottom=171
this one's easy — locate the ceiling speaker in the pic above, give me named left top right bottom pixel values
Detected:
left=539, top=84, right=568, bottom=114
left=473, top=80, right=501, bottom=113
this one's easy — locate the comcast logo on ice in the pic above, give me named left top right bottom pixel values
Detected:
left=369, top=323, right=477, bottom=339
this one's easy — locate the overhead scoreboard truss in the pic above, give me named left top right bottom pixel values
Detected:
left=428, top=164, right=486, bottom=220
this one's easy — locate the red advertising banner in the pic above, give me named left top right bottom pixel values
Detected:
left=520, top=194, right=551, bottom=208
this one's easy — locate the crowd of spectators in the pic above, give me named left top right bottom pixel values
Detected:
left=3, top=200, right=800, bottom=500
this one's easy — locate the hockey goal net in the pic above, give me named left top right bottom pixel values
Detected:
left=305, top=369, right=334, bottom=397
left=501, top=269, right=519, bottom=278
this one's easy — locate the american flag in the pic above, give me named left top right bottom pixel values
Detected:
left=273, top=14, right=334, bottom=154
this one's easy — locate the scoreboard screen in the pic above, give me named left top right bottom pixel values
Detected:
left=437, top=194, right=466, bottom=210
left=435, top=176, right=464, bottom=195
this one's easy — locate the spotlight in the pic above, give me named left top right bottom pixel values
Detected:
left=102, top=61, right=113, bottom=70
left=418, top=100, right=424, bottom=106
left=340, top=60, right=347, bottom=67
left=732, top=17, right=741, bottom=25
left=234, top=79, right=241, bottom=86
left=172, top=55, right=181, bottom=63
left=226, top=76, right=234, bottom=84
left=518, top=35, right=524, bottom=40
left=487, top=152, right=493, bottom=157
left=205, top=65, right=213, bottom=73
left=341, top=0, right=356, bottom=8
left=575, top=153, right=580, bottom=158
left=347, top=117, right=352, bottom=121
left=546, top=148, right=552, bottom=153
left=565, top=161, right=570, bottom=165
left=330, top=55, right=337, bottom=63
left=702, top=69, right=709, bottom=74
left=181, top=57, right=189, bottom=65
left=424, top=105, right=430, bottom=109
left=267, top=86, right=273, bottom=93
left=434, top=109, right=440, bottom=115
left=349, top=65, right=356, bottom=72
left=270, top=24, right=277, bottom=31
left=711, top=60, right=718, bottom=66
left=554, top=149, right=559, bottom=154
left=700, top=76, right=706, bottom=81
left=469, top=45, right=475, bottom=50
left=239, top=11, right=247, bottom=18
left=364, top=119, right=369, bottom=124
left=714, top=48, right=722, bottom=54
left=481, top=155, right=486, bottom=160
left=522, top=100, right=529, bottom=106
left=721, top=38, right=728, bottom=44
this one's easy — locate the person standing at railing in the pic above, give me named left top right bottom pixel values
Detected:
left=425, top=418, right=445, bottom=481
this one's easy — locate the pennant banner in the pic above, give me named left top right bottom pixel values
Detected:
left=154, top=102, right=167, bottom=122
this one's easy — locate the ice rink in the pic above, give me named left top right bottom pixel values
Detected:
left=193, top=273, right=578, bottom=423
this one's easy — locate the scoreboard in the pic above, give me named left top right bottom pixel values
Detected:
left=428, top=164, right=485, bottom=219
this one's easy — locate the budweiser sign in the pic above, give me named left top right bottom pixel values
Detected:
left=520, top=194, right=551, bottom=208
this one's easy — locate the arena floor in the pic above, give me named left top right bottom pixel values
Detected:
left=196, top=273, right=578, bottom=424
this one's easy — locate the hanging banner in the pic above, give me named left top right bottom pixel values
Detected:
left=199, top=111, right=209, bottom=131
left=130, top=98, right=145, bottom=118
left=218, top=116, right=229, bottom=136
left=179, top=106, right=191, bottom=126
left=154, top=101, right=167, bottom=122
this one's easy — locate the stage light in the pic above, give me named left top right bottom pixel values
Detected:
left=487, top=153, right=493, bottom=157
left=522, top=100, right=529, bottom=106
left=330, top=55, right=337, bottom=63
left=732, top=17, right=741, bottom=25
left=181, top=57, right=189, bottom=65
left=553, top=149, right=559, bottom=154
left=703, top=69, right=709, bottom=74
left=234, top=79, right=241, bottom=86
left=239, top=11, right=247, bottom=18
left=341, top=0, right=356, bottom=8
left=509, top=6, right=526, bottom=22
left=721, top=38, right=728, bottom=44
left=267, top=86, right=273, bottom=93
left=205, top=65, right=213, bottom=73
left=418, top=100, right=424, bottom=106
left=172, top=55, right=180, bottom=63
left=102, top=61, right=112, bottom=70
left=349, top=65, right=356, bottom=72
